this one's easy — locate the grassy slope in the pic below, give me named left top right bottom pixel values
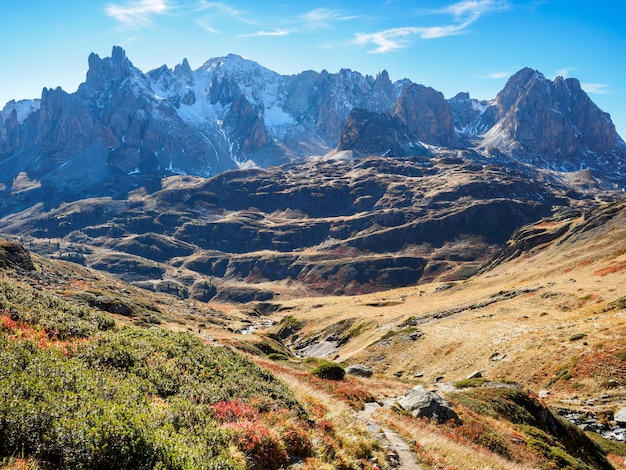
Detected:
left=239, top=200, right=626, bottom=469
left=259, top=201, right=626, bottom=400
left=3, top=198, right=626, bottom=469
left=0, top=274, right=383, bottom=470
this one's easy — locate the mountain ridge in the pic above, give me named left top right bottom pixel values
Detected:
left=1, top=46, right=624, bottom=219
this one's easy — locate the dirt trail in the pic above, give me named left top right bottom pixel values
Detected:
left=357, top=401, right=422, bottom=470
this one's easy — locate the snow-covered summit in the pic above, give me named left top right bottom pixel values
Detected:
left=1, top=99, right=40, bottom=124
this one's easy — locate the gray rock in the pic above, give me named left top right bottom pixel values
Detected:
left=396, top=385, right=461, bottom=424
left=614, top=407, right=626, bottom=425
left=466, top=370, right=483, bottom=379
left=346, top=364, right=373, bottom=378
left=489, top=352, right=506, bottom=361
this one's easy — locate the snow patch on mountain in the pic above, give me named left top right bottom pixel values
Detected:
left=1, top=99, right=40, bottom=124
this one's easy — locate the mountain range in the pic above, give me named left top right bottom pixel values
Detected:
left=1, top=46, right=625, bottom=217
left=1, top=46, right=625, bottom=300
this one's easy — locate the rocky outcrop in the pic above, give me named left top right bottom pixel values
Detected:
left=0, top=240, right=35, bottom=271
left=346, top=364, right=374, bottom=378
left=335, top=108, right=422, bottom=158
left=393, top=84, right=455, bottom=147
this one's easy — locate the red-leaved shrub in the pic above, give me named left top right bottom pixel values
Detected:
left=210, top=399, right=259, bottom=423
left=225, top=421, right=289, bottom=470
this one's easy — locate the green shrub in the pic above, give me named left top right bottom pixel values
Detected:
left=478, top=431, right=510, bottom=458
left=267, top=352, right=289, bottom=361
left=569, top=333, right=587, bottom=341
left=0, top=279, right=114, bottom=338
left=0, top=279, right=306, bottom=468
left=311, top=361, right=345, bottom=380
left=454, top=378, right=489, bottom=388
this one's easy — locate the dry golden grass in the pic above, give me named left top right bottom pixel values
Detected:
left=241, top=204, right=626, bottom=415
left=253, top=358, right=388, bottom=469
left=5, top=200, right=626, bottom=468
left=376, top=409, right=539, bottom=470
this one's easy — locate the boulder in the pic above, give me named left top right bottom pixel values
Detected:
left=396, top=385, right=461, bottom=424
left=346, top=364, right=373, bottom=378
left=614, top=407, right=626, bottom=425
left=0, top=240, right=35, bottom=271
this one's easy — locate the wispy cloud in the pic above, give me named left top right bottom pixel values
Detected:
left=195, top=0, right=257, bottom=24
left=194, top=1, right=257, bottom=35
left=300, top=8, right=358, bottom=29
left=582, top=82, right=610, bottom=95
left=355, top=24, right=473, bottom=53
left=431, top=0, right=510, bottom=21
left=105, top=0, right=171, bottom=29
left=555, top=67, right=574, bottom=78
left=238, top=29, right=292, bottom=38
left=355, top=0, right=510, bottom=53
left=197, top=20, right=219, bottom=33
left=354, top=21, right=472, bottom=53
left=484, top=71, right=511, bottom=79
left=194, top=1, right=249, bottom=21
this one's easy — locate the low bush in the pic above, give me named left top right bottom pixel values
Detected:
left=454, top=378, right=489, bottom=388
left=570, top=333, right=587, bottom=341
left=267, top=352, right=289, bottom=361
left=225, top=421, right=289, bottom=470
left=311, top=361, right=345, bottom=380
left=0, top=278, right=306, bottom=469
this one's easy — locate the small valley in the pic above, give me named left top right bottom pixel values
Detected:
left=2, top=45, right=626, bottom=469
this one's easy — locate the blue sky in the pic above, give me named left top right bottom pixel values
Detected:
left=1, top=1, right=624, bottom=138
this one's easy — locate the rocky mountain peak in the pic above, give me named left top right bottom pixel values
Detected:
left=84, top=46, right=135, bottom=92
left=393, top=83, right=455, bottom=146
left=481, top=67, right=622, bottom=174
left=366, top=70, right=397, bottom=112
left=494, top=67, right=543, bottom=114
left=173, top=58, right=193, bottom=83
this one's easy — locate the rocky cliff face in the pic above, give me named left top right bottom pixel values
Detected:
left=448, top=92, right=495, bottom=138
left=393, top=84, right=455, bottom=147
left=335, top=109, right=418, bottom=158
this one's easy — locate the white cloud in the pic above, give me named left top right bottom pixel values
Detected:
left=354, top=0, right=509, bottom=53
left=487, top=71, right=511, bottom=79
left=193, top=1, right=256, bottom=34
left=354, top=28, right=420, bottom=53
left=194, top=1, right=245, bottom=19
left=197, top=20, right=219, bottom=34
left=581, top=82, right=610, bottom=95
left=105, top=0, right=171, bottom=29
left=433, top=0, right=510, bottom=22
left=300, top=8, right=358, bottom=29
left=355, top=24, right=472, bottom=53
left=238, top=29, right=292, bottom=38
left=555, top=67, right=573, bottom=78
